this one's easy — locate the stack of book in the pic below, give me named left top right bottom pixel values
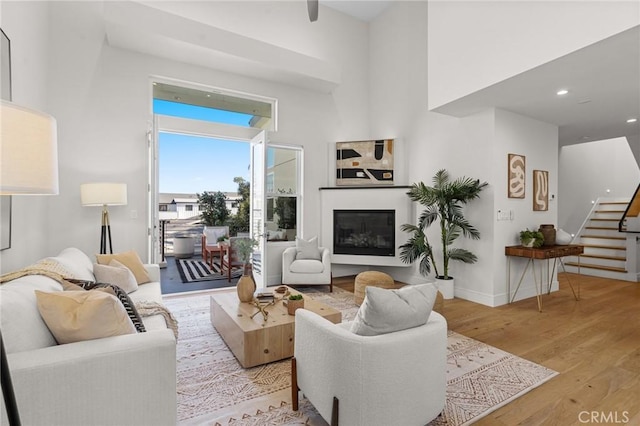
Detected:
left=255, top=289, right=275, bottom=303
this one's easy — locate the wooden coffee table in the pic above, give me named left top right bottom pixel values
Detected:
left=210, top=287, right=341, bottom=368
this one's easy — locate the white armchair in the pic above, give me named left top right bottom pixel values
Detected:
left=291, top=309, right=447, bottom=426
left=282, top=246, right=332, bottom=292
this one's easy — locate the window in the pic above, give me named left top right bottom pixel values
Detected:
left=185, top=205, right=193, bottom=212
left=153, top=82, right=275, bottom=130
left=159, top=205, right=168, bottom=212
left=265, top=146, right=301, bottom=241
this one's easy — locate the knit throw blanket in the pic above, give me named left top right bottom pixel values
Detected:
left=0, top=260, right=179, bottom=339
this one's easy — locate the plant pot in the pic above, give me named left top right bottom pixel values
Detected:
left=285, top=298, right=304, bottom=315
left=435, top=276, right=454, bottom=300
left=521, top=239, right=535, bottom=248
left=173, top=236, right=196, bottom=259
left=236, top=264, right=256, bottom=303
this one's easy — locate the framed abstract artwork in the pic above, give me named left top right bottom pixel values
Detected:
left=336, top=139, right=394, bottom=186
left=507, top=153, right=525, bottom=198
left=533, top=170, right=549, bottom=211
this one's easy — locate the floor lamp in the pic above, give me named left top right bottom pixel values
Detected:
left=80, top=183, right=127, bottom=254
left=1, top=99, right=59, bottom=426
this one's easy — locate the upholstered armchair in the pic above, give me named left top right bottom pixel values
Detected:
left=282, top=246, right=332, bottom=292
left=201, top=226, right=229, bottom=267
left=291, top=285, right=447, bottom=426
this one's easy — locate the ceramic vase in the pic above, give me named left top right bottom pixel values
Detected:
left=236, top=264, right=256, bottom=303
left=539, top=224, right=556, bottom=246
left=556, top=228, right=572, bottom=245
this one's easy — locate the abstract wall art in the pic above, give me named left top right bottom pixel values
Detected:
left=507, top=153, right=525, bottom=198
left=533, top=170, right=549, bottom=211
left=336, top=139, right=394, bottom=186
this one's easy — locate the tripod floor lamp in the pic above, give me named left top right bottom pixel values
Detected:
left=80, top=182, right=127, bottom=254
left=1, top=99, right=59, bottom=425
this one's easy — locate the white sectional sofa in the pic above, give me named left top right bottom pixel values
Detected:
left=0, top=247, right=177, bottom=426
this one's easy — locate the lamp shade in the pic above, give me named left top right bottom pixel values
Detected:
left=0, top=100, right=59, bottom=195
left=80, top=183, right=127, bottom=206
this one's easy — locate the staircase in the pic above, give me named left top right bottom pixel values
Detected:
left=564, top=198, right=638, bottom=282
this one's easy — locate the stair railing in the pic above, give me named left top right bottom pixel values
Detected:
left=619, top=183, right=640, bottom=233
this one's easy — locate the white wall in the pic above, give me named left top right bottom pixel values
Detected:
left=0, top=1, right=52, bottom=272
left=427, top=0, right=640, bottom=109
left=559, top=137, right=640, bottom=235
left=0, top=1, right=370, bottom=273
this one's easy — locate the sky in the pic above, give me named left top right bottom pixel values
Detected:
left=154, top=99, right=251, bottom=194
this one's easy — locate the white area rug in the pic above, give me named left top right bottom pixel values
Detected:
left=163, top=288, right=557, bottom=425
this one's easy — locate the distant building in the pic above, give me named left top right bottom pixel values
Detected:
left=159, top=192, right=241, bottom=220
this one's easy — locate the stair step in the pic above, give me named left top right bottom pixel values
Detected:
left=582, top=243, right=626, bottom=251
left=579, top=253, right=627, bottom=261
left=565, top=262, right=627, bottom=273
left=585, top=226, right=618, bottom=230
left=594, top=210, right=624, bottom=214
left=581, top=234, right=626, bottom=240
left=599, top=202, right=631, bottom=205
left=590, top=218, right=620, bottom=222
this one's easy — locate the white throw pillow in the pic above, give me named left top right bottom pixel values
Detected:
left=93, top=260, right=138, bottom=293
left=35, top=290, right=137, bottom=344
left=295, top=236, right=321, bottom=260
left=350, top=283, right=437, bottom=336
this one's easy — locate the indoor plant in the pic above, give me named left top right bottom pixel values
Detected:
left=519, top=229, right=544, bottom=248
left=235, top=237, right=259, bottom=302
left=399, top=169, right=488, bottom=299
left=285, top=293, right=304, bottom=315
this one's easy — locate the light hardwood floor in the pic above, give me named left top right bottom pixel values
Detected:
left=334, top=273, right=639, bottom=425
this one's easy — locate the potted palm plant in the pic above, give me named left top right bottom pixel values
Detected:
left=399, top=169, right=488, bottom=299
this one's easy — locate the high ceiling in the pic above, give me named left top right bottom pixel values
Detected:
left=433, top=25, right=640, bottom=147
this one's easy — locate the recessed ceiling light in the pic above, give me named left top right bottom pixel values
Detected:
left=627, top=118, right=638, bottom=123
left=557, top=89, right=569, bottom=96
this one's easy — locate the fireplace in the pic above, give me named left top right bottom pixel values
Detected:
left=333, top=210, right=395, bottom=256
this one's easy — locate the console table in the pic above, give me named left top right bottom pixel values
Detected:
left=505, top=244, right=583, bottom=312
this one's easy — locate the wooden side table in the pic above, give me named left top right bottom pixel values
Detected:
left=505, top=244, right=583, bottom=312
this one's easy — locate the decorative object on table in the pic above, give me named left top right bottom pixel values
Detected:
left=519, top=229, right=544, bottom=248
left=539, top=224, right=556, bottom=246
left=556, top=228, right=572, bottom=245
left=532, top=170, right=549, bottom=211
left=0, top=29, right=59, bottom=422
left=399, top=169, right=488, bottom=299
left=336, top=139, right=394, bottom=186
left=507, top=153, right=526, bottom=199
left=234, top=236, right=258, bottom=302
left=80, top=182, right=128, bottom=254
left=285, top=294, right=304, bottom=315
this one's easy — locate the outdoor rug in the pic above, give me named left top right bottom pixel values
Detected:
left=163, top=288, right=558, bottom=426
left=176, top=258, right=242, bottom=283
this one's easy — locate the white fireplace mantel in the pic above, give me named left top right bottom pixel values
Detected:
left=319, top=186, right=413, bottom=267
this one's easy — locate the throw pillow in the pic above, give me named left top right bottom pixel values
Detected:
left=93, top=260, right=138, bottom=293
left=95, top=250, right=150, bottom=284
left=349, top=283, right=437, bottom=336
left=295, top=236, right=321, bottom=260
left=35, top=290, right=137, bottom=344
left=63, top=280, right=146, bottom=333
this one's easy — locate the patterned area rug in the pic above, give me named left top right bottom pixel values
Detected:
left=176, top=258, right=242, bottom=283
left=163, top=288, right=557, bottom=425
